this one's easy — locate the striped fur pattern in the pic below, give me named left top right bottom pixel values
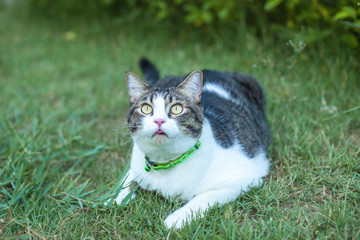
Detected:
left=112, top=59, right=271, bottom=229
left=127, top=86, right=203, bottom=139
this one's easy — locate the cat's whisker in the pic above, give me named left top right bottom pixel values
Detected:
left=115, top=124, right=132, bottom=130
left=118, top=137, right=135, bottom=146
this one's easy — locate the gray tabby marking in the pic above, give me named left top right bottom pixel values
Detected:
left=127, top=83, right=204, bottom=139
left=138, top=59, right=271, bottom=157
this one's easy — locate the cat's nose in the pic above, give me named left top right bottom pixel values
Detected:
left=154, top=119, right=166, bottom=127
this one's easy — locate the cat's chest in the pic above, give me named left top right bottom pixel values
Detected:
left=130, top=120, right=219, bottom=200
left=128, top=119, right=258, bottom=201
left=130, top=143, right=210, bottom=200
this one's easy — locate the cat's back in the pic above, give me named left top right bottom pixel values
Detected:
left=156, top=69, right=271, bottom=157
left=156, top=70, right=265, bottom=110
left=202, top=70, right=265, bottom=112
left=200, top=70, right=271, bottom=157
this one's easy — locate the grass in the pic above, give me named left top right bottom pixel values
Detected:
left=1, top=5, right=360, bottom=239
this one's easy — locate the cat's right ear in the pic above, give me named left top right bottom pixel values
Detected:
left=126, top=72, right=150, bottom=103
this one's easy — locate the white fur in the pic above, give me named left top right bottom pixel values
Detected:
left=202, top=83, right=241, bottom=104
left=113, top=95, right=270, bottom=229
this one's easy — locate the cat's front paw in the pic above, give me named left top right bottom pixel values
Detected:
left=164, top=210, right=190, bottom=229
left=105, top=188, right=136, bottom=206
left=116, top=189, right=136, bottom=204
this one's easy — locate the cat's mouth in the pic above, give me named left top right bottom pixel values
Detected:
left=153, top=129, right=167, bottom=137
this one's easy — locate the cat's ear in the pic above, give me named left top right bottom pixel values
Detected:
left=126, top=72, right=150, bottom=103
left=178, top=70, right=203, bottom=103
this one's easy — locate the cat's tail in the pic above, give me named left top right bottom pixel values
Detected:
left=139, top=58, right=159, bottom=86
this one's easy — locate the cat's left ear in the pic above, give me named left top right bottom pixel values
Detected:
left=126, top=72, right=150, bottom=103
left=178, top=70, right=203, bottom=103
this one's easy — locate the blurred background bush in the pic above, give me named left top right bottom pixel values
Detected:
left=26, top=0, right=360, bottom=49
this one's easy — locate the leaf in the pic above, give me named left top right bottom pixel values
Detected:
left=339, top=20, right=360, bottom=29
left=342, top=6, right=357, bottom=19
left=218, top=7, right=230, bottom=20
left=333, top=6, right=357, bottom=21
left=333, top=12, right=352, bottom=21
left=264, top=0, right=284, bottom=11
left=202, top=11, right=213, bottom=23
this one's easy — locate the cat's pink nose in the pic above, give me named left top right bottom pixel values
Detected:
left=154, top=119, right=166, bottom=127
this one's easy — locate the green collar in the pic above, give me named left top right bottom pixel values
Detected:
left=144, top=140, right=201, bottom=172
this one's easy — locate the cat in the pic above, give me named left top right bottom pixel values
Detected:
left=111, top=58, right=271, bottom=229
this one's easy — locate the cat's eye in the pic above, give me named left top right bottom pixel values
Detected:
left=141, top=104, right=153, bottom=115
left=170, top=104, right=183, bottom=115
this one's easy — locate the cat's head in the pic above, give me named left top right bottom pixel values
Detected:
left=125, top=71, right=204, bottom=156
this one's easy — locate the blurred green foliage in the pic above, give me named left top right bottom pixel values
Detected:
left=265, top=0, right=360, bottom=48
left=28, top=0, right=360, bottom=49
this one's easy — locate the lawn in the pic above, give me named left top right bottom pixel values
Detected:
left=1, top=6, right=359, bottom=239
